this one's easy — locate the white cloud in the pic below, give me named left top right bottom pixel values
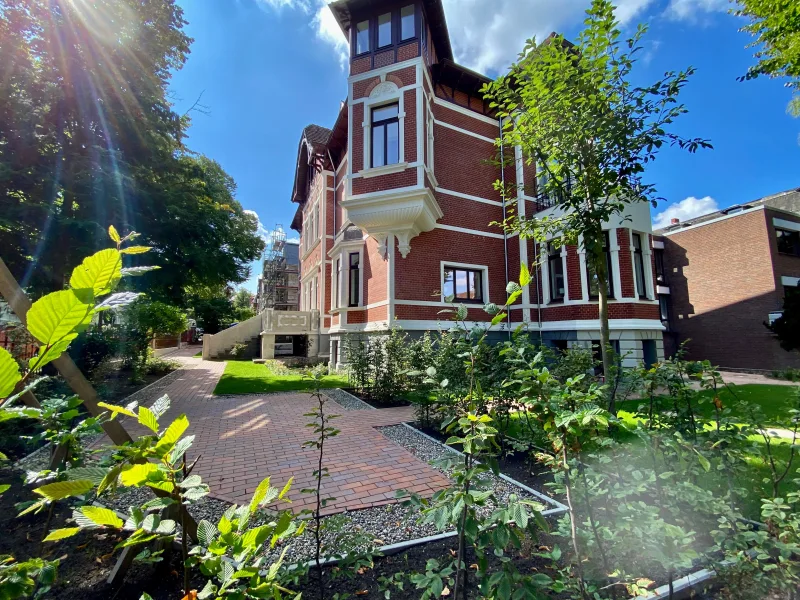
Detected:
left=255, top=0, right=313, bottom=13
left=313, top=2, right=349, bottom=68
left=652, top=196, right=719, bottom=229
left=431, top=0, right=656, bottom=74
left=665, top=0, right=729, bottom=21
left=243, top=209, right=270, bottom=242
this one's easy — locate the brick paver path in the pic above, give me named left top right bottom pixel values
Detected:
left=107, top=357, right=450, bottom=514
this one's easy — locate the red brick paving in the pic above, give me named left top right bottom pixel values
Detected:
left=103, top=356, right=450, bottom=514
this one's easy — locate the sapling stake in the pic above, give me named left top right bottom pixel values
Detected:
left=302, top=367, right=340, bottom=600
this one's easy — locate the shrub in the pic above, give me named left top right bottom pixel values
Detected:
left=120, top=299, right=187, bottom=372
left=228, top=341, right=248, bottom=359
left=772, top=367, right=800, bottom=382
left=69, top=328, right=120, bottom=378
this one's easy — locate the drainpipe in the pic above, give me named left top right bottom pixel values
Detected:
left=498, top=119, right=512, bottom=341
left=328, top=148, right=338, bottom=366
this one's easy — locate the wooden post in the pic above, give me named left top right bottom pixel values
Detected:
left=0, top=257, right=131, bottom=445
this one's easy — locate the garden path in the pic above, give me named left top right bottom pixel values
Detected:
left=100, top=354, right=450, bottom=514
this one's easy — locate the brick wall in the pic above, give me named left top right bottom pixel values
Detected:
left=394, top=228, right=508, bottom=305
left=617, top=228, right=635, bottom=298
left=766, top=208, right=800, bottom=297
left=364, top=236, right=387, bottom=305
left=566, top=245, right=582, bottom=300
left=663, top=208, right=799, bottom=370
left=540, top=303, right=660, bottom=321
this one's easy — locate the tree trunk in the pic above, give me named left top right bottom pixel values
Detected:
left=595, top=252, right=614, bottom=413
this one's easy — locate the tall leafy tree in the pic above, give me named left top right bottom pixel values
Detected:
left=484, top=0, right=710, bottom=410
left=737, top=0, right=800, bottom=117
left=0, top=0, right=263, bottom=303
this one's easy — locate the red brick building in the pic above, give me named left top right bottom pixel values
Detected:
left=656, top=188, right=800, bottom=371
left=290, top=0, right=664, bottom=368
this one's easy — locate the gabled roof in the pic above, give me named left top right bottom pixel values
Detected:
left=290, top=124, right=333, bottom=206
left=328, top=0, right=453, bottom=62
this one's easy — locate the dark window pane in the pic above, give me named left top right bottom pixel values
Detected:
left=378, top=12, right=392, bottom=47
left=777, top=229, right=800, bottom=256
left=549, top=243, right=564, bottom=301
left=349, top=253, right=360, bottom=307
left=372, top=125, right=385, bottom=167
left=356, top=20, right=369, bottom=54
left=633, top=233, right=646, bottom=298
left=632, top=233, right=642, bottom=251
left=586, top=232, right=613, bottom=299
left=473, top=271, right=483, bottom=301
left=386, top=121, right=399, bottom=165
left=401, top=5, right=415, bottom=39
left=373, top=104, right=398, bottom=121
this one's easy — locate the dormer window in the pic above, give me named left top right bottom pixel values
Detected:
left=356, top=20, right=369, bottom=54
left=401, top=5, right=415, bottom=40
left=378, top=13, right=392, bottom=48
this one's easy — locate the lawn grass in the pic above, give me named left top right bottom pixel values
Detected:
left=618, top=384, right=799, bottom=426
left=213, top=360, right=349, bottom=395
left=193, top=351, right=202, bottom=358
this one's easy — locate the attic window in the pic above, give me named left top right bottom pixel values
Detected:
left=356, top=20, right=369, bottom=54
left=401, top=5, right=415, bottom=40
left=378, top=13, right=392, bottom=48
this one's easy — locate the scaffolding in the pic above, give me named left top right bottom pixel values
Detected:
left=257, top=225, right=300, bottom=312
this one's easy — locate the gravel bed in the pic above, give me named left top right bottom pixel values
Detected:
left=99, top=485, right=441, bottom=564
left=378, top=424, right=562, bottom=514
left=323, top=388, right=373, bottom=411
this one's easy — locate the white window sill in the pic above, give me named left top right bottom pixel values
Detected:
left=358, top=162, right=408, bottom=179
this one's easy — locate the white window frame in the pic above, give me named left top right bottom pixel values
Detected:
left=440, top=261, right=489, bottom=304
left=630, top=230, right=653, bottom=300
left=361, top=84, right=406, bottom=177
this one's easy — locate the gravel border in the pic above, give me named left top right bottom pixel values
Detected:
left=322, top=388, right=372, bottom=411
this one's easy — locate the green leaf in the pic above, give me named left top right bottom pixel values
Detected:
left=27, top=289, right=93, bottom=348
left=69, top=248, right=122, bottom=297
left=120, top=463, right=160, bottom=487
left=0, top=347, right=21, bottom=398
left=0, top=484, right=10, bottom=495
left=179, top=475, right=203, bottom=489
left=33, top=479, right=93, bottom=501
left=519, top=262, right=531, bottom=287
left=507, top=289, right=523, bottom=305
left=150, top=394, right=171, bottom=419
left=139, top=593, right=154, bottom=600
left=108, top=225, right=121, bottom=243
left=249, top=477, right=272, bottom=512
left=43, top=527, right=81, bottom=542
left=197, top=520, right=218, bottom=546
left=491, top=312, right=508, bottom=327
left=154, top=414, right=189, bottom=456
left=120, top=246, right=152, bottom=255
left=137, top=406, right=159, bottom=433
left=168, top=435, right=194, bottom=464
left=695, top=449, right=711, bottom=472
left=456, top=304, right=468, bottom=321
left=278, top=476, right=293, bottom=500
left=66, top=467, right=108, bottom=485
left=97, top=401, right=137, bottom=419
left=79, top=506, right=123, bottom=528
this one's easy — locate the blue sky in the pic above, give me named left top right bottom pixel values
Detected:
left=169, top=0, right=800, bottom=293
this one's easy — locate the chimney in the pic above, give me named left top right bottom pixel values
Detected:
left=670, top=218, right=680, bottom=225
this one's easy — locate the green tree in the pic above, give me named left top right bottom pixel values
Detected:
left=737, top=0, right=800, bottom=117
left=232, top=287, right=256, bottom=321
left=191, top=297, right=236, bottom=335
left=483, top=0, right=710, bottom=410
left=122, top=299, right=187, bottom=369
left=0, top=0, right=263, bottom=303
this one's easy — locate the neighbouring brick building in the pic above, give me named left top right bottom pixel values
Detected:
left=289, top=0, right=664, bottom=368
left=655, top=187, right=800, bottom=371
